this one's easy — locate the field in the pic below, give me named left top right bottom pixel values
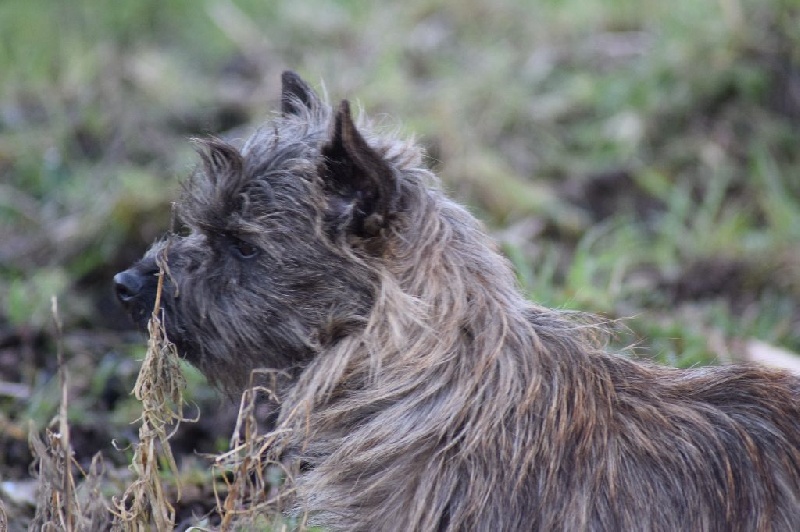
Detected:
left=1, top=0, right=799, bottom=529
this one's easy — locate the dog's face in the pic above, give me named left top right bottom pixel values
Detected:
left=114, top=72, right=398, bottom=391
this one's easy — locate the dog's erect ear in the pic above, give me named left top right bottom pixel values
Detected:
left=320, top=100, right=398, bottom=237
left=281, top=71, right=319, bottom=116
left=195, top=138, right=243, bottom=187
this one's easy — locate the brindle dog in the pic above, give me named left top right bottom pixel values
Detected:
left=116, top=71, right=800, bottom=531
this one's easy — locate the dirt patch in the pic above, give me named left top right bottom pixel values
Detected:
left=561, top=169, right=665, bottom=223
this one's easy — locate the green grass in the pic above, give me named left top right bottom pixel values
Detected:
left=1, top=0, right=797, bottom=406
left=1, top=0, right=797, bottom=424
left=1, top=0, right=799, bottom=527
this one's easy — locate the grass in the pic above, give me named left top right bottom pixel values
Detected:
left=1, top=0, right=799, bottom=528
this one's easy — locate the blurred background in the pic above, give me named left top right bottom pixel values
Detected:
left=1, top=0, right=799, bottom=527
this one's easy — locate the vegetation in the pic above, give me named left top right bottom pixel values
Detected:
left=0, top=0, right=798, bottom=529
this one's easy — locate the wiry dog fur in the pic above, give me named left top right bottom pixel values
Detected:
left=116, top=71, right=800, bottom=531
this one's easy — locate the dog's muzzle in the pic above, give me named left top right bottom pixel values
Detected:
left=114, top=265, right=159, bottom=329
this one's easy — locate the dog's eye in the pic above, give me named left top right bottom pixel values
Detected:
left=230, top=237, right=259, bottom=260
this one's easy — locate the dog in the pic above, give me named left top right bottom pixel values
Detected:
left=115, top=71, right=800, bottom=531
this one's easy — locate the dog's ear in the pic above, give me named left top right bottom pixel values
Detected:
left=281, top=71, right=319, bottom=116
left=195, top=138, right=243, bottom=187
left=320, top=100, right=398, bottom=238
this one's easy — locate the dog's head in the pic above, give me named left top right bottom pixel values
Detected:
left=114, top=72, right=411, bottom=392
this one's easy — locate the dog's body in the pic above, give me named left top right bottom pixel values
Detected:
left=116, top=72, right=800, bottom=531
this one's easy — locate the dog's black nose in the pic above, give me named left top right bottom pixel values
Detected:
left=114, top=269, right=144, bottom=304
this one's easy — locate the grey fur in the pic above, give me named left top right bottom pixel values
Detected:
left=115, top=71, right=800, bottom=531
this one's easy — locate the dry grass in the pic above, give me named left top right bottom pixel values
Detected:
left=109, top=259, right=195, bottom=531
left=28, top=266, right=290, bottom=530
left=211, top=370, right=301, bottom=531
left=29, top=267, right=206, bottom=530
left=29, top=298, right=109, bottom=531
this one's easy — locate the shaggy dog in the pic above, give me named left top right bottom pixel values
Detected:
left=116, top=71, right=800, bottom=531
